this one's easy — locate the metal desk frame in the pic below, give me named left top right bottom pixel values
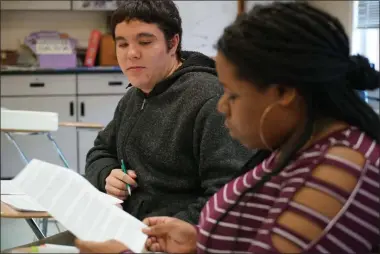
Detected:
left=2, top=121, right=103, bottom=240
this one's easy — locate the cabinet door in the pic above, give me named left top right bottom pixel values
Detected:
left=0, top=0, right=71, bottom=10
left=77, top=74, right=128, bottom=95
left=1, top=96, right=78, bottom=178
left=1, top=75, right=76, bottom=96
left=77, top=95, right=123, bottom=174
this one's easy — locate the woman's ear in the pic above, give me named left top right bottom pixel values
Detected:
left=276, top=85, right=297, bottom=107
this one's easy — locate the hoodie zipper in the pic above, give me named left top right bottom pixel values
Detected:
left=120, top=98, right=146, bottom=169
left=141, top=99, right=146, bottom=110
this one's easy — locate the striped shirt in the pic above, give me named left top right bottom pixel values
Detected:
left=197, top=126, right=380, bottom=253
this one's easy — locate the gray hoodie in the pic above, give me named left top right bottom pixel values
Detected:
left=85, top=51, right=253, bottom=224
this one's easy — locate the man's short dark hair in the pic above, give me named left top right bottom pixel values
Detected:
left=111, top=0, right=182, bottom=59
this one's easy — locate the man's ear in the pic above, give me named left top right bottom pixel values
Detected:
left=168, top=34, right=180, bottom=56
left=275, top=85, right=297, bottom=107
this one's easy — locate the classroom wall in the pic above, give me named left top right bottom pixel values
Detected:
left=308, top=0, right=354, bottom=41
left=1, top=1, right=242, bottom=56
left=1, top=1, right=354, bottom=51
left=1, top=11, right=108, bottom=50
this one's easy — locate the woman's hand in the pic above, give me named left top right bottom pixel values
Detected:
left=142, top=216, right=197, bottom=253
left=75, top=239, right=129, bottom=253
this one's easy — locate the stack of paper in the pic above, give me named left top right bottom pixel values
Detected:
left=0, top=108, right=59, bottom=132
left=10, top=159, right=148, bottom=253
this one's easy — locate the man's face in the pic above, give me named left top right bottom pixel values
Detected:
left=115, top=19, right=176, bottom=92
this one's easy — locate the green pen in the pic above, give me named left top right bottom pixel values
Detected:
left=121, top=159, right=132, bottom=196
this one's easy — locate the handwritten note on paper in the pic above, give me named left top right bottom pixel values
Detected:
left=12, top=159, right=148, bottom=253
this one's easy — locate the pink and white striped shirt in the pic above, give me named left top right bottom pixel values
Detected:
left=197, top=126, right=379, bottom=253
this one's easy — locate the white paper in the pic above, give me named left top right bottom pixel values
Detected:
left=1, top=195, right=46, bottom=211
left=1, top=180, right=25, bottom=195
left=99, top=192, right=123, bottom=205
left=1, top=193, right=122, bottom=212
left=12, top=159, right=148, bottom=253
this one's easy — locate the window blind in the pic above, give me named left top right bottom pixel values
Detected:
left=357, top=1, right=379, bottom=28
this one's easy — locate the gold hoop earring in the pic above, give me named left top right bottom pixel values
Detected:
left=259, top=103, right=279, bottom=151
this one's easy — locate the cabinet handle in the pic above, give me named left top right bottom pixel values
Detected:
left=108, top=81, right=123, bottom=86
left=69, top=102, right=74, bottom=116
left=30, top=82, right=45, bottom=88
left=80, top=102, right=85, bottom=117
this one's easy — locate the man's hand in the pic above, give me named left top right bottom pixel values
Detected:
left=142, top=216, right=197, bottom=253
left=105, top=169, right=137, bottom=200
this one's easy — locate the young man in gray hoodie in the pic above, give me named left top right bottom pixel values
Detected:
left=84, top=0, right=253, bottom=224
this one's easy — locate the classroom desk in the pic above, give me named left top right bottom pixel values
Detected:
left=1, top=201, right=50, bottom=240
left=59, top=121, right=103, bottom=130
left=1, top=121, right=103, bottom=240
left=1, top=202, right=50, bottom=219
left=2, top=121, right=103, bottom=168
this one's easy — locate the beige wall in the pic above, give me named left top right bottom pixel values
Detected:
left=1, top=1, right=355, bottom=51
left=1, top=11, right=108, bottom=50
left=308, top=0, right=354, bottom=41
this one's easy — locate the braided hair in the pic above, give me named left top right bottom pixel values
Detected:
left=208, top=2, right=380, bottom=250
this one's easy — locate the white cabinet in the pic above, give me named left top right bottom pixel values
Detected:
left=0, top=0, right=71, bottom=10
left=1, top=75, right=76, bottom=96
left=77, top=74, right=128, bottom=95
left=0, top=73, right=126, bottom=177
left=77, top=95, right=123, bottom=174
left=0, top=74, right=78, bottom=178
left=76, top=73, right=127, bottom=174
left=1, top=96, right=78, bottom=177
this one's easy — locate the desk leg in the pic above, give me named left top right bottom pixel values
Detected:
left=26, top=218, right=45, bottom=240
left=5, top=132, right=50, bottom=237
left=42, top=218, right=48, bottom=236
left=45, top=133, right=70, bottom=237
left=46, top=133, right=70, bottom=168
left=4, top=132, right=29, bottom=164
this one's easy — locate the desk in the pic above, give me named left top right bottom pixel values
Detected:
left=1, top=202, right=50, bottom=219
left=2, top=122, right=103, bottom=168
left=1, top=201, right=50, bottom=240
left=2, top=231, right=77, bottom=253
left=59, top=121, right=103, bottom=130
left=1, top=121, right=103, bottom=240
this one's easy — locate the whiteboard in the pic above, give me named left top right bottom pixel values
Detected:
left=245, top=0, right=276, bottom=12
left=174, top=1, right=238, bottom=57
left=174, top=1, right=279, bottom=57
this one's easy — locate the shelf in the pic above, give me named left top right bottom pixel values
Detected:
left=0, top=1, right=71, bottom=11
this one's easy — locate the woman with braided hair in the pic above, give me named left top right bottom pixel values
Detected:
left=75, top=2, right=380, bottom=253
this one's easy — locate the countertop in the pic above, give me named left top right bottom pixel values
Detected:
left=0, top=66, right=123, bottom=75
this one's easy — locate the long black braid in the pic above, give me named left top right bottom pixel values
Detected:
left=206, top=2, right=380, bottom=252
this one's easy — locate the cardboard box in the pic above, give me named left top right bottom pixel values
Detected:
left=24, top=31, right=77, bottom=69
left=100, top=34, right=118, bottom=66
left=1, top=50, right=18, bottom=65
